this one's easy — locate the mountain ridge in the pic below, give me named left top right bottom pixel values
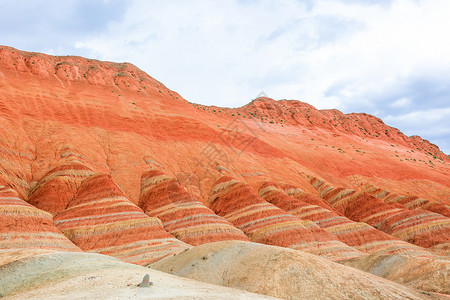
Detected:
left=0, top=45, right=446, bottom=159
left=1, top=46, right=449, bottom=299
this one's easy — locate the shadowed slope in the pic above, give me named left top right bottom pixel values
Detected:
left=208, top=176, right=365, bottom=261
left=54, top=174, right=191, bottom=265
left=138, top=168, right=248, bottom=245
left=259, top=181, right=436, bottom=257
left=0, top=184, right=80, bottom=252
left=308, top=176, right=450, bottom=255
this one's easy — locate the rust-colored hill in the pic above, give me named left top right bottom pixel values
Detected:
left=1, top=46, right=449, bottom=299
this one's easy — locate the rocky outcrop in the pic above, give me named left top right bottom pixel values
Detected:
left=236, top=97, right=448, bottom=160
left=208, top=176, right=364, bottom=261
left=0, top=46, right=172, bottom=96
left=138, top=168, right=248, bottom=245
left=54, top=174, right=191, bottom=265
left=0, top=184, right=80, bottom=252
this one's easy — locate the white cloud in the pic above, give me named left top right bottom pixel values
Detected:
left=17, top=0, right=450, bottom=153
left=384, top=108, right=450, bottom=154
left=390, top=97, right=411, bottom=108
left=75, top=0, right=450, bottom=107
left=384, top=108, right=450, bottom=127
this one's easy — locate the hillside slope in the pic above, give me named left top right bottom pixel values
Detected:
left=0, top=46, right=449, bottom=299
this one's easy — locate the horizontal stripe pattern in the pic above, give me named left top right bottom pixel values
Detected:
left=0, top=139, right=34, bottom=196
left=306, top=176, right=450, bottom=255
left=259, top=181, right=437, bottom=258
left=359, top=183, right=450, bottom=218
left=54, top=174, right=191, bottom=265
left=28, top=161, right=96, bottom=215
left=0, top=185, right=81, bottom=252
left=139, top=169, right=248, bottom=245
left=209, top=176, right=364, bottom=261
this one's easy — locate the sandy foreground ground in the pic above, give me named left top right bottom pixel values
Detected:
left=0, top=251, right=276, bottom=299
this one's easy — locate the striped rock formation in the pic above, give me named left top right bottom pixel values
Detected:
left=54, top=174, right=191, bottom=265
left=28, top=151, right=96, bottom=215
left=0, top=184, right=80, bottom=252
left=0, top=118, right=35, bottom=199
left=283, top=183, right=336, bottom=211
left=358, top=183, right=450, bottom=218
left=208, top=176, right=365, bottom=261
left=308, top=176, right=450, bottom=255
left=138, top=169, right=248, bottom=245
left=259, top=181, right=435, bottom=257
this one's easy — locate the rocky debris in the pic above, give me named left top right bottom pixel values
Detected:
left=0, top=251, right=272, bottom=299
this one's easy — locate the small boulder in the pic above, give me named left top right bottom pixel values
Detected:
left=137, top=274, right=153, bottom=288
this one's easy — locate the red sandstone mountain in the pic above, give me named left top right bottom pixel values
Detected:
left=0, top=46, right=449, bottom=298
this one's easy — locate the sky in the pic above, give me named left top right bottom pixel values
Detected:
left=1, top=0, right=449, bottom=154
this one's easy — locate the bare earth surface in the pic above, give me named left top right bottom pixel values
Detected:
left=0, top=251, right=275, bottom=299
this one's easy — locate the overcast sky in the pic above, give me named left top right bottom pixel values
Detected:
left=1, top=0, right=449, bottom=154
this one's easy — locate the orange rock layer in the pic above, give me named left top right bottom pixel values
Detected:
left=259, top=181, right=436, bottom=257
left=209, top=176, right=364, bottom=261
left=358, top=183, right=450, bottom=218
left=309, top=176, right=450, bottom=255
left=0, top=184, right=80, bottom=252
left=28, top=160, right=95, bottom=216
left=0, top=121, right=34, bottom=198
left=139, top=168, right=249, bottom=245
left=54, top=174, right=191, bottom=265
